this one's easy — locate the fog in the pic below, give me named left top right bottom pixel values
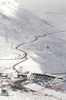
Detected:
left=22, top=0, right=66, bottom=18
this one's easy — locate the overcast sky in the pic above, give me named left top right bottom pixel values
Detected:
left=22, top=0, right=66, bottom=18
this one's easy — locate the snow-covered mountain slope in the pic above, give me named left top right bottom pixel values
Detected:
left=18, top=31, right=66, bottom=74
left=0, top=0, right=66, bottom=100
left=0, top=0, right=57, bottom=71
left=43, top=12, right=66, bottom=31
left=0, top=0, right=57, bottom=47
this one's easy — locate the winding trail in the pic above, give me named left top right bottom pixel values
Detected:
left=13, top=30, right=66, bottom=74
left=13, top=37, right=38, bottom=73
left=0, top=30, right=66, bottom=74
